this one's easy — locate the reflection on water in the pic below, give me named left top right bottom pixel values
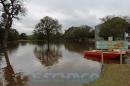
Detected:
left=19, top=41, right=28, bottom=46
left=34, top=44, right=62, bottom=67
left=7, top=42, right=19, bottom=54
left=65, top=42, right=95, bottom=54
left=0, top=42, right=102, bottom=86
left=0, top=51, right=28, bottom=86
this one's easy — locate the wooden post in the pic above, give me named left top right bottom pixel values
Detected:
left=120, top=50, right=122, bottom=64
left=101, top=50, right=104, bottom=64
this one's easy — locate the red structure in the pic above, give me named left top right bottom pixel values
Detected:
left=84, top=50, right=127, bottom=59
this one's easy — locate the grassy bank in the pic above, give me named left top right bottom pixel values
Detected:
left=88, top=64, right=130, bottom=86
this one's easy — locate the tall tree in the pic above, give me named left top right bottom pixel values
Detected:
left=99, top=16, right=130, bottom=40
left=0, top=0, right=26, bottom=66
left=34, top=16, right=62, bottom=49
left=19, top=33, right=27, bottom=40
left=64, top=25, right=92, bottom=42
left=0, top=0, right=26, bottom=48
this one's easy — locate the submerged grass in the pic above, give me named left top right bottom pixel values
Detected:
left=88, top=64, right=130, bottom=86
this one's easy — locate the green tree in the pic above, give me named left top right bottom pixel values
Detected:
left=99, top=16, right=130, bottom=40
left=64, top=25, right=92, bottom=42
left=33, top=29, right=46, bottom=40
left=19, top=33, right=27, bottom=40
left=0, top=28, right=19, bottom=46
left=34, top=16, right=62, bottom=49
left=8, top=29, right=19, bottom=41
left=88, top=30, right=95, bottom=39
left=49, top=32, right=63, bottom=42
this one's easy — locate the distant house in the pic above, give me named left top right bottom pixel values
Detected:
left=125, top=32, right=130, bottom=42
left=95, top=24, right=129, bottom=41
left=95, top=24, right=104, bottom=41
left=95, top=25, right=129, bottom=50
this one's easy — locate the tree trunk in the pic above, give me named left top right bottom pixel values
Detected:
left=47, top=33, right=50, bottom=50
left=3, top=29, right=9, bottom=49
left=4, top=51, right=10, bottom=66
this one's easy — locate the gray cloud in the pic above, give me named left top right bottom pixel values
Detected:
left=13, top=0, right=130, bottom=35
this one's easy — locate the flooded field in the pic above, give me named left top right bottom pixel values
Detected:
left=0, top=42, right=128, bottom=86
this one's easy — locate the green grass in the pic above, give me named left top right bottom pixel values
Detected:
left=88, top=64, right=130, bottom=86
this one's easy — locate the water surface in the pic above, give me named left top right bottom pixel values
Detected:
left=0, top=42, right=102, bottom=86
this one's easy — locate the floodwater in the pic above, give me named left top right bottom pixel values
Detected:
left=1, top=41, right=123, bottom=86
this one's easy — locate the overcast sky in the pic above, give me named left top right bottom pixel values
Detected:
left=13, top=0, right=130, bottom=35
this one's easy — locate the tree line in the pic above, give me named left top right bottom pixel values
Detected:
left=33, top=16, right=95, bottom=43
left=64, top=25, right=94, bottom=42
left=0, top=16, right=130, bottom=42
left=0, top=28, right=27, bottom=41
left=33, top=15, right=130, bottom=42
left=1, top=15, right=130, bottom=44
